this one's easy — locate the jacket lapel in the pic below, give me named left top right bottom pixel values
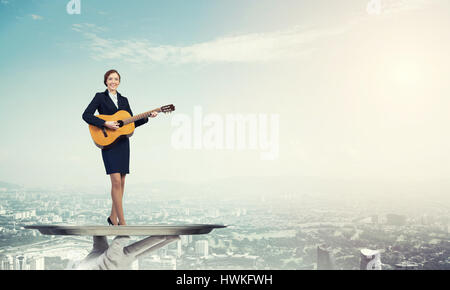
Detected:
left=104, top=89, right=121, bottom=111
left=117, top=92, right=124, bottom=110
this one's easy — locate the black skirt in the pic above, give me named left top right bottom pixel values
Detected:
left=101, top=136, right=130, bottom=175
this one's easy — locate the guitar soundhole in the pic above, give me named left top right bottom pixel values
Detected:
left=117, top=120, right=124, bottom=127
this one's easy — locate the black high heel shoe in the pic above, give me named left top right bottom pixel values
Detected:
left=107, top=216, right=122, bottom=226
left=107, top=216, right=114, bottom=226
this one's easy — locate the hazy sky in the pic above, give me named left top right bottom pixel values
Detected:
left=0, top=0, right=448, bottom=190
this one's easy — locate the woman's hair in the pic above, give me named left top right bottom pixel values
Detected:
left=104, top=69, right=121, bottom=86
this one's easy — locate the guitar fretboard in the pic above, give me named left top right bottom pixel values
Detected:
left=123, top=108, right=160, bottom=125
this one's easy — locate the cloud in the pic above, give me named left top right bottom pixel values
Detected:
left=370, top=0, right=442, bottom=15
left=72, top=23, right=351, bottom=65
left=72, top=23, right=106, bottom=33
left=30, top=14, right=43, bottom=20
left=73, top=0, right=444, bottom=65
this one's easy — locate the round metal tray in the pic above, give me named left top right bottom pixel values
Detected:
left=24, top=224, right=227, bottom=236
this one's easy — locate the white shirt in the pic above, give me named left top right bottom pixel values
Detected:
left=108, top=91, right=118, bottom=109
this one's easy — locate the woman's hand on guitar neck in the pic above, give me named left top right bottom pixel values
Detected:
left=105, top=121, right=119, bottom=130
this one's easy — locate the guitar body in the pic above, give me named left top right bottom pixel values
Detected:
left=89, top=110, right=135, bottom=149
left=86, top=103, right=175, bottom=149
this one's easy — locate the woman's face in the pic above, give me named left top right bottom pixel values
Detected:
left=106, top=72, right=120, bottom=91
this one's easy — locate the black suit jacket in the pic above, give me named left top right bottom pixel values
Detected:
left=82, top=89, right=148, bottom=129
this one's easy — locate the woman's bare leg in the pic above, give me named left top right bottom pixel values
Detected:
left=110, top=202, right=117, bottom=224
left=109, top=173, right=124, bottom=225
left=120, top=173, right=127, bottom=225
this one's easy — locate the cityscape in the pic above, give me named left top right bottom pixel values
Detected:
left=0, top=178, right=448, bottom=270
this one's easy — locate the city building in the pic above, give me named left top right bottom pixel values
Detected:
left=360, top=249, right=382, bottom=270
left=28, top=256, right=45, bottom=270
left=14, top=255, right=26, bottom=270
left=177, top=239, right=182, bottom=257
left=195, top=240, right=209, bottom=257
left=317, top=244, right=335, bottom=270
left=0, top=254, right=13, bottom=270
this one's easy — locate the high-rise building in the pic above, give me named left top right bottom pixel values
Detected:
left=317, top=245, right=335, bottom=270
left=195, top=240, right=209, bottom=257
left=360, top=249, right=382, bottom=270
left=177, top=239, right=182, bottom=257
left=15, top=255, right=26, bottom=270
left=0, top=254, right=13, bottom=270
left=181, top=235, right=189, bottom=245
left=181, top=235, right=193, bottom=244
left=28, top=256, right=45, bottom=270
left=167, top=239, right=183, bottom=257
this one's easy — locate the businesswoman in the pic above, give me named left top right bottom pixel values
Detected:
left=82, top=69, right=157, bottom=226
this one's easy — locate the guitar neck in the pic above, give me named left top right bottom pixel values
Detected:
left=123, top=108, right=161, bottom=125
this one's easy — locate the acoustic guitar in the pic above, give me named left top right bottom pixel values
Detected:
left=88, top=104, right=175, bottom=149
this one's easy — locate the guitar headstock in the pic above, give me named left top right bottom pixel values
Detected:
left=161, top=104, right=175, bottom=114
